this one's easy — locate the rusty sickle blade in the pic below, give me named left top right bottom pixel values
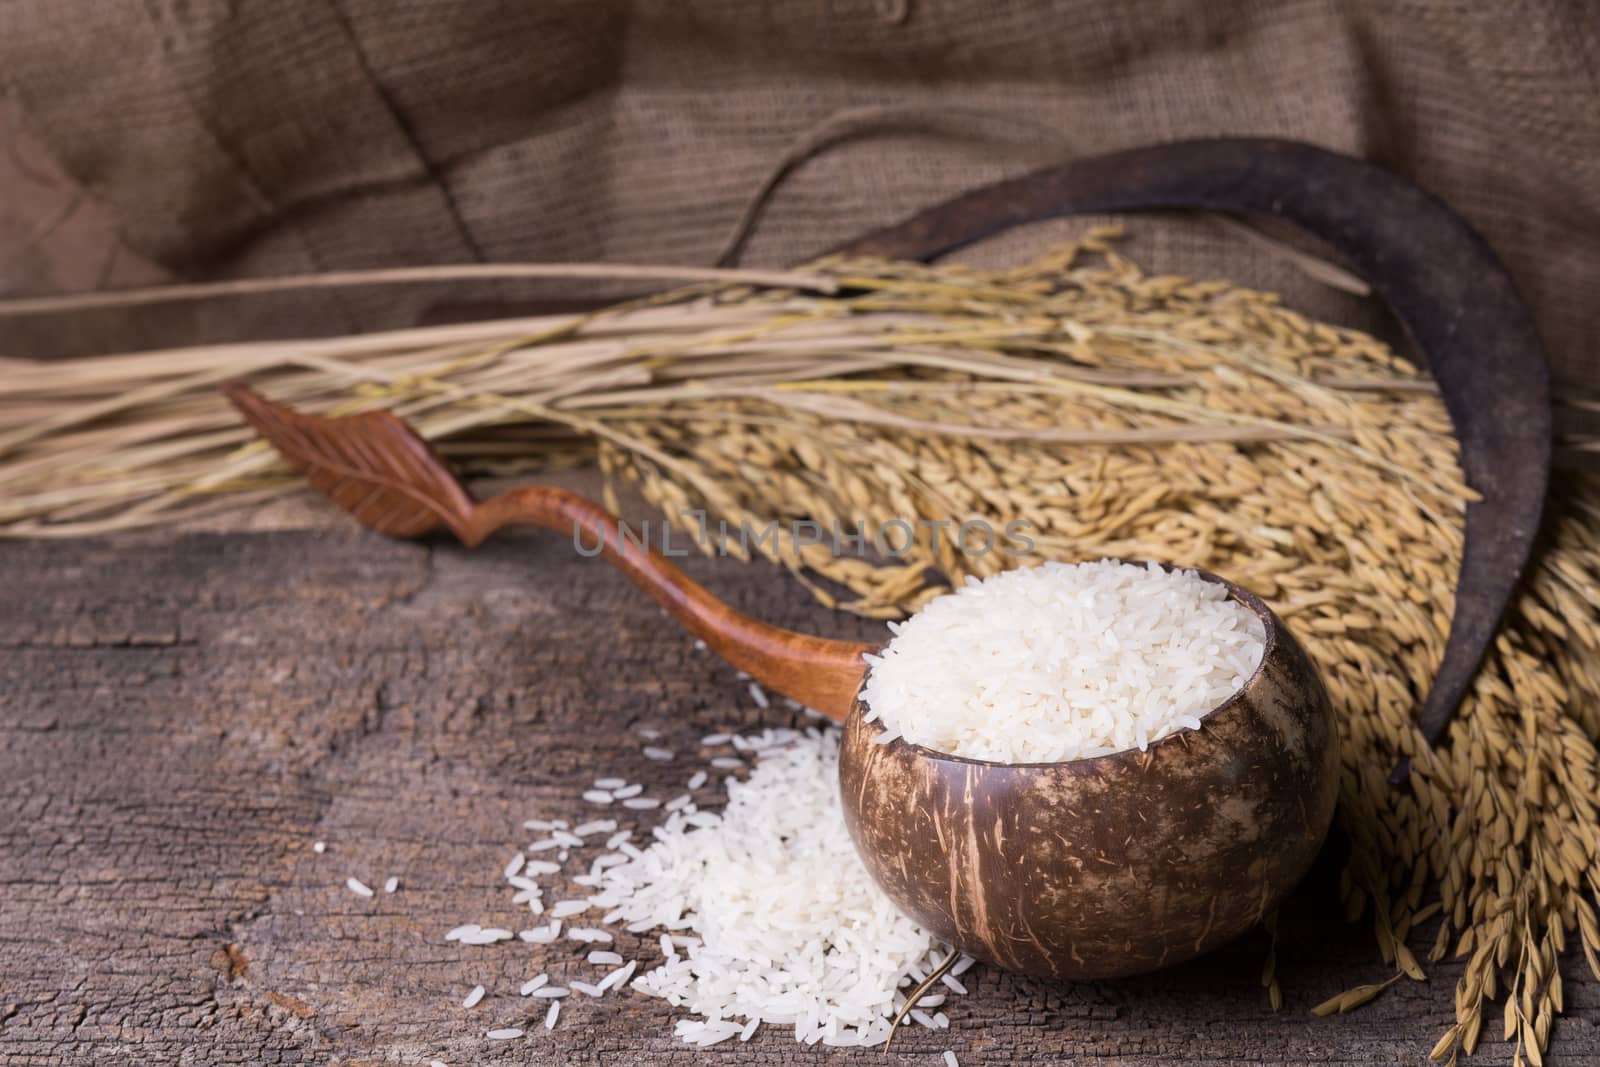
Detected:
left=837, top=138, right=1552, bottom=768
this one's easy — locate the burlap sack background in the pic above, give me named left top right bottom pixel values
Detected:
left=2, top=1, right=1596, bottom=411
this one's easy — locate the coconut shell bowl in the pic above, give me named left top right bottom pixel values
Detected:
left=228, top=384, right=1341, bottom=982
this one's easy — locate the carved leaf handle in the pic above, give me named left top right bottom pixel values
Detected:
left=225, top=384, right=479, bottom=542
left=225, top=384, right=871, bottom=720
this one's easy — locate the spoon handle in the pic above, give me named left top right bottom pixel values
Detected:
left=225, top=384, right=870, bottom=723
left=491, top=486, right=870, bottom=720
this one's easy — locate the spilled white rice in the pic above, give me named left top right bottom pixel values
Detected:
left=588, top=730, right=945, bottom=1046
left=860, top=560, right=1266, bottom=763
left=434, top=728, right=965, bottom=1051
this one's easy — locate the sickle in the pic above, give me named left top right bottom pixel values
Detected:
left=833, top=137, right=1551, bottom=769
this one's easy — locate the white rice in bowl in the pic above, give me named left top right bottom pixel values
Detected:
left=859, top=560, right=1267, bottom=763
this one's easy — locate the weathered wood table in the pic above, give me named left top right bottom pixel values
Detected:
left=4, top=488, right=1597, bottom=1065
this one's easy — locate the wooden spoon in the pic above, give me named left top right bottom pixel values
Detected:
left=227, top=384, right=1338, bottom=980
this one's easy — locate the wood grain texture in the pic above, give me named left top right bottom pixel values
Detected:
left=3, top=528, right=1597, bottom=1065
